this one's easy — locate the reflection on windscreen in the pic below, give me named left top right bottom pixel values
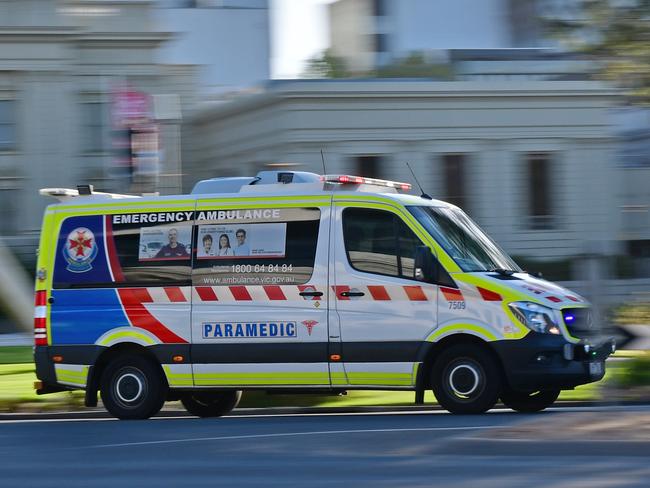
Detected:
left=408, top=206, right=520, bottom=273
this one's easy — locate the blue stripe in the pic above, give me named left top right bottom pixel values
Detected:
left=50, top=289, right=128, bottom=344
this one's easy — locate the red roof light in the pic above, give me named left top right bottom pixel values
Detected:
left=323, top=175, right=412, bottom=192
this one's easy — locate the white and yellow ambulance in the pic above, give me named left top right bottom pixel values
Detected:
left=33, top=171, right=615, bottom=419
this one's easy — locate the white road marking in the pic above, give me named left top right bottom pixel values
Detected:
left=88, top=426, right=499, bottom=449
left=0, top=404, right=646, bottom=425
left=0, top=417, right=118, bottom=425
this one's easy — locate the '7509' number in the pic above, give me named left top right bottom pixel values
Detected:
left=448, top=300, right=466, bottom=310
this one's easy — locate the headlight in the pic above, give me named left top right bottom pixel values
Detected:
left=508, top=302, right=561, bottom=335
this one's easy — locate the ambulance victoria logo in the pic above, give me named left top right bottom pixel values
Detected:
left=63, top=227, right=98, bottom=273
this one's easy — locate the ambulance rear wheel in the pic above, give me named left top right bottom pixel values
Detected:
left=500, top=388, right=560, bottom=413
left=181, top=391, right=242, bottom=418
left=431, top=344, right=501, bottom=414
left=100, top=355, right=167, bottom=420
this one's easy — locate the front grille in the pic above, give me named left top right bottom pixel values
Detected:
left=562, top=308, right=597, bottom=338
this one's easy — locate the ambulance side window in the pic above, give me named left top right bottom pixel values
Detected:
left=191, top=208, right=320, bottom=286
left=343, top=208, right=423, bottom=280
left=112, top=223, right=193, bottom=285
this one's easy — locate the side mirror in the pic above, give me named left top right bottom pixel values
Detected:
left=414, top=246, right=435, bottom=282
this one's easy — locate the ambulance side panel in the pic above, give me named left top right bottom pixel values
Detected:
left=188, top=198, right=332, bottom=387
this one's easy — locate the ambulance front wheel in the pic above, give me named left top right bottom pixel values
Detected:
left=181, top=391, right=242, bottom=418
left=500, top=388, right=560, bottom=413
left=100, top=354, right=168, bottom=420
left=431, top=344, right=501, bottom=414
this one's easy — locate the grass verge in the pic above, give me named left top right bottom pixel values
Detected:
left=0, top=346, right=32, bottom=365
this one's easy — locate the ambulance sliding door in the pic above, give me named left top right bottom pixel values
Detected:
left=190, top=201, right=331, bottom=387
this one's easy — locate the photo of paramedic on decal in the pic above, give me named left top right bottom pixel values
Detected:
left=202, top=234, right=215, bottom=256
left=218, top=233, right=235, bottom=256
left=234, top=228, right=250, bottom=256
left=155, top=227, right=190, bottom=259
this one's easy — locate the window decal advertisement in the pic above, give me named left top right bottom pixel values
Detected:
left=197, top=223, right=287, bottom=259
left=139, top=225, right=191, bottom=261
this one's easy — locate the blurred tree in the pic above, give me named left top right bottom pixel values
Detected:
left=303, top=50, right=452, bottom=80
left=303, top=50, right=350, bottom=79
left=375, top=52, right=453, bottom=79
left=543, top=0, right=650, bottom=104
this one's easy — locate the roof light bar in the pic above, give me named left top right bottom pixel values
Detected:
left=323, top=175, right=412, bottom=191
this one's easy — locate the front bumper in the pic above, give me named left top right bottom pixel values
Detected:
left=492, top=332, right=615, bottom=392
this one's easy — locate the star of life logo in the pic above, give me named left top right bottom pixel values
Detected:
left=63, top=227, right=98, bottom=273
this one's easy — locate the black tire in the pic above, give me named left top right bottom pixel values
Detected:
left=181, top=391, right=242, bottom=418
left=501, top=389, right=560, bottom=413
left=100, top=354, right=167, bottom=420
left=431, top=344, right=502, bottom=414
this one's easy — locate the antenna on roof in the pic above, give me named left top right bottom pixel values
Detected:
left=405, top=162, right=432, bottom=200
left=320, top=149, right=327, bottom=176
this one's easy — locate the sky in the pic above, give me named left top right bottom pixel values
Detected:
left=271, top=0, right=336, bottom=79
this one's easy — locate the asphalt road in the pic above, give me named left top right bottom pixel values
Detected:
left=1, top=406, right=648, bottom=487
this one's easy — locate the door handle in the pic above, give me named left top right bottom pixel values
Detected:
left=340, top=291, right=365, bottom=297
left=299, top=291, right=323, bottom=297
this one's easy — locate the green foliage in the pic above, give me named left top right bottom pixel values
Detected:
left=615, top=353, right=650, bottom=387
left=613, top=302, right=650, bottom=325
left=303, top=50, right=453, bottom=80
left=542, top=0, right=650, bottom=104
left=374, top=52, right=454, bottom=79
left=303, top=49, right=350, bottom=79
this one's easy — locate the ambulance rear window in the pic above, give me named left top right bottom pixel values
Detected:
left=53, top=213, right=192, bottom=288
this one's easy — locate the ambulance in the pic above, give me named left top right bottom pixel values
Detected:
left=33, top=171, right=615, bottom=419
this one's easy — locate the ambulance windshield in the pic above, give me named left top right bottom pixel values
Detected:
left=408, top=206, right=521, bottom=273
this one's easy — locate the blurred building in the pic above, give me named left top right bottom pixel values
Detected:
left=184, top=79, right=620, bottom=261
left=0, top=0, right=200, bottom=261
left=328, top=0, right=548, bottom=72
left=155, top=0, right=270, bottom=94
left=613, top=107, right=650, bottom=267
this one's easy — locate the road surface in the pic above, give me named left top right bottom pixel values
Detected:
left=0, top=406, right=648, bottom=487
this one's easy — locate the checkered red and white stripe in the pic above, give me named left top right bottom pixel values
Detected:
left=122, top=284, right=581, bottom=304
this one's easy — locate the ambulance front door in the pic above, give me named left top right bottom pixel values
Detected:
left=190, top=202, right=332, bottom=387
left=331, top=203, right=438, bottom=388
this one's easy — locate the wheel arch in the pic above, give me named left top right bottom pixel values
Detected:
left=416, top=333, right=507, bottom=400
left=85, top=342, right=165, bottom=407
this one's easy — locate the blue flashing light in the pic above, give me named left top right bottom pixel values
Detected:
left=564, top=314, right=575, bottom=323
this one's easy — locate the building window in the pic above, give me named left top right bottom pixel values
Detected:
left=374, top=33, right=388, bottom=53
left=442, top=154, right=467, bottom=210
left=0, top=187, right=18, bottom=234
left=0, top=100, right=16, bottom=151
left=527, top=153, right=553, bottom=230
left=81, top=102, right=106, bottom=153
left=356, top=155, right=383, bottom=179
left=372, top=0, right=387, bottom=17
